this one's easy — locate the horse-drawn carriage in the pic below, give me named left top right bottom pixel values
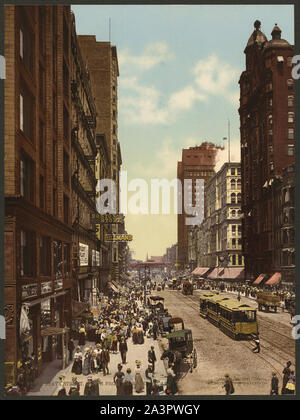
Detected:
left=162, top=317, right=197, bottom=373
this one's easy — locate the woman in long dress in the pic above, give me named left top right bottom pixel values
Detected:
left=78, top=326, right=86, bottom=346
left=82, top=350, right=91, bottom=376
left=134, top=362, right=145, bottom=393
left=123, top=369, right=134, bottom=396
left=71, top=348, right=83, bottom=375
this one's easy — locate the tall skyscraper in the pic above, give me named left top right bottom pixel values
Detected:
left=177, top=142, right=223, bottom=268
left=239, top=21, right=294, bottom=279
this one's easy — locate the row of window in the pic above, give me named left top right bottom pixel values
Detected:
left=21, top=231, right=71, bottom=278
left=20, top=150, right=70, bottom=222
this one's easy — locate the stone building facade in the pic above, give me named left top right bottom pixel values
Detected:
left=239, top=21, right=294, bottom=280
left=4, top=5, right=73, bottom=385
left=189, top=163, right=244, bottom=270
left=70, top=12, right=100, bottom=305
left=78, top=36, right=123, bottom=285
left=177, top=142, right=223, bottom=268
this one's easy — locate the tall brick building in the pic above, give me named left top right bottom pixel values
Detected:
left=78, top=36, right=123, bottom=284
left=239, top=21, right=294, bottom=281
left=4, top=6, right=73, bottom=385
left=70, top=13, right=101, bottom=306
left=177, top=143, right=223, bottom=268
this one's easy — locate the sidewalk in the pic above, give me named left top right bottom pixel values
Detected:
left=50, top=334, right=167, bottom=396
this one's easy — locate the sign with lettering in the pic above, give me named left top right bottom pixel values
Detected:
left=79, top=243, right=89, bottom=266
left=105, top=234, right=133, bottom=242
left=91, top=214, right=124, bottom=224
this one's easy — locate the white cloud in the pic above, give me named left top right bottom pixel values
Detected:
left=168, top=85, right=207, bottom=112
left=119, top=52, right=240, bottom=126
left=192, top=53, right=239, bottom=100
left=119, top=77, right=169, bottom=124
left=118, top=41, right=174, bottom=72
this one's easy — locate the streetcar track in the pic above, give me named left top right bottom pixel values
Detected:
left=164, top=291, right=295, bottom=371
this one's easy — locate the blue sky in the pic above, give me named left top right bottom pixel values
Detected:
left=72, top=4, right=294, bottom=260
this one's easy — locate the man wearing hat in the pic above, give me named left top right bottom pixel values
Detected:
left=148, top=346, right=157, bottom=373
left=119, top=337, right=128, bottom=364
left=223, top=374, right=234, bottom=395
left=145, top=364, right=153, bottom=395
left=270, top=371, right=279, bottom=395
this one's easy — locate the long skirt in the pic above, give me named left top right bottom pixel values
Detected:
left=123, top=380, right=133, bottom=396
left=71, top=360, right=82, bottom=375
left=111, top=341, right=118, bottom=352
left=135, top=373, right=144, bottom=393
left=132, top=332, right=138, bottom=344
left=82, top=359, right=90, bottom=376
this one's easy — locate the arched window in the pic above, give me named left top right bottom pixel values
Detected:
left=231, top=210, right=236, bottom=218
left=237, top=193, right=241, bottom=203
left=231, top=193, right=236, bottom=204
left=230, top=179, right=236, bottom=189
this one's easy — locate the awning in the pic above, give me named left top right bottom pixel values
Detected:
left=72, top=300, right=89, bottom=318
left=265, top=272, right=281, bottom=286
left=24, top=291, right=68, bottom=307
left=192, top=267, right=210, bottom=276
left=208, top=267, right=244, bottom=280
left=41, top=327, right=70, bottom=337
left=252, top=274, right=266, bottom=285
left=108, top=282, right=120, bottom=293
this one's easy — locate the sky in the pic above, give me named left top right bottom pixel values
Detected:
left=72, top=4, right=294, bottom=261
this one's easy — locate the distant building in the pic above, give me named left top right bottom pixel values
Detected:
left=78, top=36, right=124, bottom=285
left=189, top=163, right=244, bottom=271
left=239, top=21, right=294, bottom=281
left=177, top=142, right=223, bottom=268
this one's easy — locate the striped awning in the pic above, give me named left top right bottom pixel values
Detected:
left=265, top=272, right=281, bottom=285
left=252, top=274, right=266, bottom=285
left=192, top=267, right=210, bottom=276
left=208, top=267, right=244, bottom=280
left=108, top=282, right=120, bottom=293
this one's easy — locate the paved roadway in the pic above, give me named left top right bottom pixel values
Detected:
left=156, top=288, right=295, bottom=395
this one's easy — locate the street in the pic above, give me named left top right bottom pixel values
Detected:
left=156, top=288, right=295, bottom=395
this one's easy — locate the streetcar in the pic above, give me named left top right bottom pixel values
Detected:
left=203, top=295, right=258, bottom=340
left=199, top=292, right=216, bottom=317
left=182, top=281, right=194, bottom=295
left=217, top=300, right=258, bottom=339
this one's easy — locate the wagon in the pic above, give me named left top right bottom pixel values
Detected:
left=166, top=318, right=197, bottom=373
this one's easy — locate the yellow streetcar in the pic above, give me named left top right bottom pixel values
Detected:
left=217, top=300, right=258, bottom=339
left=199, top=293, right=215, bottom=317
left=201, top=294, right=258, bottom=340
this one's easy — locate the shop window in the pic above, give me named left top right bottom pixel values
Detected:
left=40, top=236, right=51, bottom=276
left=20, top=151, right=34, bottom=202
left=20, top=82, right=35, bottom=141
left=21, top=230, right=36, bottom=277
